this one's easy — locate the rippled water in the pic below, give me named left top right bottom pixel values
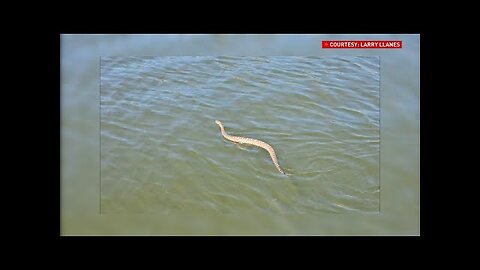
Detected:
left=100, top=56, right=380, bottom=214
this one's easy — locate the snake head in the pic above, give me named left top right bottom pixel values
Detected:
left=215, top=120, right=222, bottom=126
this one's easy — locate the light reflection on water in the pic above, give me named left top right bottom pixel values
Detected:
left=100, top=56, right=379, bottom=214
left=61, top=35, right=419, bottom=235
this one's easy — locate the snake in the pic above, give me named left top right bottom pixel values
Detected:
left=215, top=120, right=286, bottom=174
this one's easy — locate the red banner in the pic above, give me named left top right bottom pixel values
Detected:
left=322, top=40, right=402, bottom=49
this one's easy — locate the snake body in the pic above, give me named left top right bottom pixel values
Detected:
left=215, top=120, right=285, bottom=174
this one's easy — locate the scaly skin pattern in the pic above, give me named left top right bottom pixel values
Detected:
left=215, top=120, right=285, bottom=174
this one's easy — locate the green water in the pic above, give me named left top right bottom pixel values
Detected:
left=61, top=35, right=419, bottom=235
left=100, top=56, right=379, bottom=214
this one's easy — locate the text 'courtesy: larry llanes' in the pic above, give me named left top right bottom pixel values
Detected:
left=322, top=40, right=402, bottom=49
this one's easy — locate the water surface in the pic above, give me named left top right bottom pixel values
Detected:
left=100, top=56, right=380, bottom=214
